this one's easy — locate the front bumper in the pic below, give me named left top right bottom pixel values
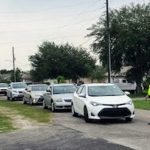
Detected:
left=12, top=93, right=24, bottom=99
left=87, top=104, right=135, bottom=120
left=54, top=102, right=71, bottom=110
left=33, top=97, right=44, bottom=104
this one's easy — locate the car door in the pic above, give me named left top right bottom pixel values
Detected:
left=77, top=86, right=87, bottom=115
left=24, top=86, right=31, bottom=102
left=44, top=86, right=52, bottom=107
left=73, top=86, right=83, bottom=113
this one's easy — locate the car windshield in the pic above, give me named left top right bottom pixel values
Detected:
left=12, top=83, right=27, bottom=89
left=0, top=83, right=8, bottom=87
left=53, top=85, right=76, bottom=94
left=31, top=85, right=48, bottom=91
left=88, top=85, right=124, bottom=97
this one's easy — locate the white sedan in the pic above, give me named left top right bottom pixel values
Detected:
left=72, top=83, right=135, bottom=122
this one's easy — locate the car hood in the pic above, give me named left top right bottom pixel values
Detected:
left=52, top=93, right=73, bottom=100
left=31, top=91, right=46, bottom=97
left=88, top=95, right=131, bottom=104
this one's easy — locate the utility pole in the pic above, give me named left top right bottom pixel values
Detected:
left=12, top=46, right=16, bottom=82
left=106, top=0, right=111, bottom=83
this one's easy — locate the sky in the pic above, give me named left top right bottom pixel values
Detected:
left=0, top=0, right=149, bottom=71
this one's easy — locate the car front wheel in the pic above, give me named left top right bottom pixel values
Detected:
left=43, top=101, right=48, bottom=109
left=84, top=107, right=91, bottom=123
left=51, top=101, right=56, bottom=112
left=23, top=97, right=27, bottom=104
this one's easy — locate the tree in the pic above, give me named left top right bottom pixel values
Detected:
left=90, top=66, right=106, bottom=82
left=88, top=3, right=150, bottom=92
left=29, top=42, right=96, bottom=82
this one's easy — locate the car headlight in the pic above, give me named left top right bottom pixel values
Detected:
left=90, top=101, right=102, bottom=106
left=126, top=100, right=133, bottom=105
left=55, top=99, right=63, bottom=102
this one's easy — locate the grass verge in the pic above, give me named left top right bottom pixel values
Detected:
left=0, top=113, right=15, bottom=133
left=133, top=100, right=150, bottom=110
left=0, top=100, right=51, bottom=123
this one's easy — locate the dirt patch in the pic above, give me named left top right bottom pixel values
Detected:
left=0, top=107, right=42, bottom=130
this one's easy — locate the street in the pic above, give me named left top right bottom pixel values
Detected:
left=0, top=97, right=150, bottom=150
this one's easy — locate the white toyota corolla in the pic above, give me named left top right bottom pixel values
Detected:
left=72, top=83, right=135, bottom=122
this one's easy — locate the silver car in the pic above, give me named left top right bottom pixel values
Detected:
left=23, top=84, right=48, bottom=105
left=43, top=84, right=76, bottom=112
left=7, top=82, right=27, bottom=100
left=0, top=83, right=8, bottom=95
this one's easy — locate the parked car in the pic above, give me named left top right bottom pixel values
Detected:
left=43, top=84, right=76, bottom=112
left=7, top=82, right=27, bottom=100
left=23, top=84, right=48, bottom=105
left=0, top=83, right=9, bottom=95
left=72, top=83, right=135, bottom=123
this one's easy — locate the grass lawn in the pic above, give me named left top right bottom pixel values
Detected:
left=0, top=100, right=51, bottom=123
left=0, top=114, right=15, bottom=133
left=133, top=100, right=150, bottom=110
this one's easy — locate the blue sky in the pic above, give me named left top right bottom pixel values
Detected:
left=0, top=0, right=149, bottom=70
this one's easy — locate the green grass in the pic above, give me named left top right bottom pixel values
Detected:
left=133, top=100, right=150, bottom=110
left=0, top=100, right=51, bottom=123
left=0, top=114, right=15, bottom=133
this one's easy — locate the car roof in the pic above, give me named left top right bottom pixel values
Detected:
left=51, top=83, right=74, bottom=86
left=11, top=82, right=26, bottom=84
left=83, top=83, right=115, bottom=86
left=29, top=84, right=47, bottom=87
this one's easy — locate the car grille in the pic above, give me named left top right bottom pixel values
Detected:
left=19, top=91, right=23, bottom=93
left=98, top=108, right=131, bottom=118
left=64, top=99, right=72, bottom=102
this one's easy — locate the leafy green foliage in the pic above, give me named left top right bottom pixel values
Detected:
left=57, top=76, right=65, bottom=83
left=29, top=42, right=96, bottom=81
left=90, top=66, right=106, bottom=82
left=88, top=3, right=150, bottom=91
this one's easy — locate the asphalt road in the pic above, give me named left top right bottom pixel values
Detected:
left=0, top=96, right=150, bottom=150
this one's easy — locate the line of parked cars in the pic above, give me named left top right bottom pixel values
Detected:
left=0, top=82, right=135, bottom=123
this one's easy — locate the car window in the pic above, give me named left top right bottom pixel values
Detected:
left=88, top=85, right=124, bottom=97
left=80, top=86, right=86, bottom=96
left=31, top=85, right=48, bottom=91
left=76, top=86, right=83, bottom=94
left=53, top=85, right=76, bottom=94
left=0, top=83, right=8, bottom=87
left=12, top=83, right=27, bottom=89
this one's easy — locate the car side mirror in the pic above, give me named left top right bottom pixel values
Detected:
left=46, top=89, right=51, bottom=94
left=124, top=91, right=130, bottom=95
left=79, top=93, right=86, bottom=98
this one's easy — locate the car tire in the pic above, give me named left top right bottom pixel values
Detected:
left=7, top=96, right=10, bottom=100
left=125, top=117, right=133, bottom=122
left=72, top=104, right=78, bottom=117
left=23, top=97, right=27, bottom=104
left=51, top=101, right=56, bottom=112
left=43, top=101, right=48, bottom=109
left=84, top=106, right=91, bottom=123
left=29, top=98, right=34, bottom=105
left=10, top=94, right=14, bottom=101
